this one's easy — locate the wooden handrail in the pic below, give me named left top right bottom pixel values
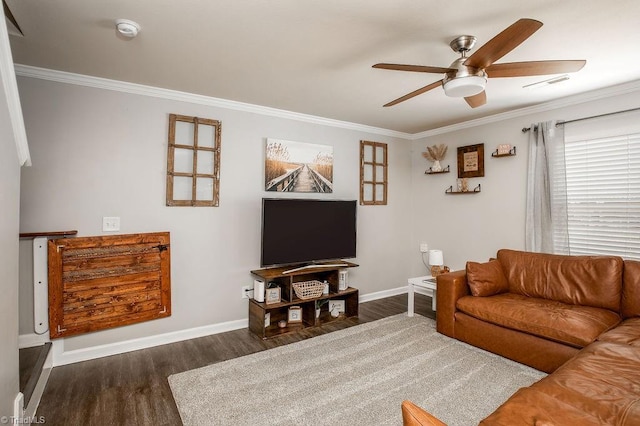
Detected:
left=265, top=165, right=303, bottom=192
left=19, top=230, right=78, bottom=239
left=308, top=168, right=333, bottom=193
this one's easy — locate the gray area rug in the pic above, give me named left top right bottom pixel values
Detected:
left=169, top=314, right=545, bottom=425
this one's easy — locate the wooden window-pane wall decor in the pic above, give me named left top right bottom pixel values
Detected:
left=360, top=140, right=388, bottom=205
left=48, top=232, right=171, bottom=339
left=167, top=113, right=221, bottom=206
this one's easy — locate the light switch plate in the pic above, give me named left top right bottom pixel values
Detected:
left=102, top=216, right=120, bottom=232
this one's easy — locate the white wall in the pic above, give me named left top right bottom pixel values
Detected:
left=409, top=86, right=640, bottom=277
left=17, top=76, right=413, bottom=352
left=0, top=65, right=21, bottom=420
left=18, top=70, right=640, bottom=359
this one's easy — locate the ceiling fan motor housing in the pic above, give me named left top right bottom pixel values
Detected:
left=443, top=57, right=487, bottom=97
left=449, top=35, right=477, bottom=54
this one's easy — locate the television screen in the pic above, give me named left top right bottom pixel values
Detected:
left=261, top=198, right=357, bottom=267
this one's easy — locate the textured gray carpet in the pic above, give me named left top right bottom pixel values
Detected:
left=169, top=314, right=545, bottom=425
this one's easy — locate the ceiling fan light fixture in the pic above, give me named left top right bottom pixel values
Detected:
left=443, top=75, right=487, bottom=97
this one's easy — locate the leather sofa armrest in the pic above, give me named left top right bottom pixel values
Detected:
left=436, top=269, right=469, bottom=338
left=402, top=400, right=447, bottom=426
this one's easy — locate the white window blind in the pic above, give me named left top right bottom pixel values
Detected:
left=564, top=133, right=640, bottom=260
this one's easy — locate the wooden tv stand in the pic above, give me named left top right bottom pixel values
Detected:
left=249, top=261, right=359, bottom=339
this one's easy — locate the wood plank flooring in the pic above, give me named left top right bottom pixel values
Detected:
left=19, top=346, right=41, bottom=393
left=19, top=342, right=51, bottom=408
left=36, top=293, right=434, bottom=425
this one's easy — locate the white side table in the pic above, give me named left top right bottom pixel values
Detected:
left=407, top=275, right=437, bottom=316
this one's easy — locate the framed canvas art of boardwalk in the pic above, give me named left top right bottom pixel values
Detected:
left=265, top=138, right=333, bottom=193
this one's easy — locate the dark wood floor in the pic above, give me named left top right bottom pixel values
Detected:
left=36, top=293, right=434, bottom=425
left=19, top=342, right=51, bottom=408
left=19, top=346, right=41, bottom=393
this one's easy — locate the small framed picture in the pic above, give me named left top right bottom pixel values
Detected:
left=457, top=143, right=485, bottom=178
left=288, top=306, right=302, bottom=323
left=328, top=299, right=345, bottom=314
left=497, top=144, right=512, bottom=155
left=265, top=287, right=281, bottom=305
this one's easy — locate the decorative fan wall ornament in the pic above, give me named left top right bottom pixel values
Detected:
left=422, top=144, right=448, bottom=172
left=373, top=19, right=586, bottom=108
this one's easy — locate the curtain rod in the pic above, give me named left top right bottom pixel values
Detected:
left=521, top=106, right=640, bottom=133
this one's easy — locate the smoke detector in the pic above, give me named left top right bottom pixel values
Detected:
left=115, top=19, right=140, bottom=38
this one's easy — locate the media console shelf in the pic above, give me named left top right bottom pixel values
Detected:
left=249, top=261, right=359, bottom=339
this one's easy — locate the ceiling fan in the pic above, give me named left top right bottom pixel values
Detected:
left=373, top=18, right=585, bottom=108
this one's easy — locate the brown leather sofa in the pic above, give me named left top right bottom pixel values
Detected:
left=404, top=249, right=640, bottom=425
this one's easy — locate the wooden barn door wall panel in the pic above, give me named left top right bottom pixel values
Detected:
left=48, top=232, right=171, bottom=339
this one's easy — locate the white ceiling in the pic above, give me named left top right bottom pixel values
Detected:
left=6, top=0, right=640, bottom=134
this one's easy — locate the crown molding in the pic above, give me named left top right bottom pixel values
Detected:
left=411, top=79, right=640, bottom=139
left=14, top=64, right=413, bottom=140
left=14, top=64, right=640, bottom=141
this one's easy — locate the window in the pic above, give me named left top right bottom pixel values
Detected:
left=166, top=114, right=221, bottom=206
left=564, top=133, right=640, bottom=259
left=360, top=140, right=388, bottom=205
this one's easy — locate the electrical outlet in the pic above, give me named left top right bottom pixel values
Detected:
left=242, top=284, right=254, bottom=299
left=102, top=216, right=120, bottom=232
left=419, top=243, right=429, bottom=253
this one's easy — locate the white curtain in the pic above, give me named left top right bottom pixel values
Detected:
left=525, top=120, right=569, bottom=253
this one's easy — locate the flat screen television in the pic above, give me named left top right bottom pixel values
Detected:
left=261, top=198, right=357, bottom=267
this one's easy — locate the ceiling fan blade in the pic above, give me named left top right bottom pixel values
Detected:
left=486, top=60, right=586, bottom=78
left=3, top=0, right=23, bottom=35
left=465, top=91, right=486, bottom=108
left=373, top=63, right=455, bottom=74
left=465, top=18, right=543, bottom=70
left=383, top=80, right=443, bottom=107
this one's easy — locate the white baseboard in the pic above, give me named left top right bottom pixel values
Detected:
left=13, top=392, right=24, bottom=422
left=51, top=318, right=248, bottom=367
left=36, top=286, right=416, bottom=367
left=18, top=333, right=50, bottom=349
left=359, top=285, right=432, bottom=303
left=359, top=286, right=408, bottom=303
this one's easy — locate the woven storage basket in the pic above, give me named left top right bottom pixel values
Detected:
left=292, top=280, right=325, bottom=299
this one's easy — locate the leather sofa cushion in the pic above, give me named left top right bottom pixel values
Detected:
left=401, top=401, right=446, bottom=426
left=456, top=293, right=620, bottom=348
left=497, top=249, right=623, bottom=311
left=622, top=260, right=640, bottom=318
left=481, top=387, right=605, bottom=425
left=481, top=341, right=640, bottom=425
left=466, top=260, right=509, bottom=297
left=597, top=317, right=640, bottom=347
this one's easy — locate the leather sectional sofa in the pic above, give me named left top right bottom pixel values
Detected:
left=403, top=249, right=640, bottom=425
